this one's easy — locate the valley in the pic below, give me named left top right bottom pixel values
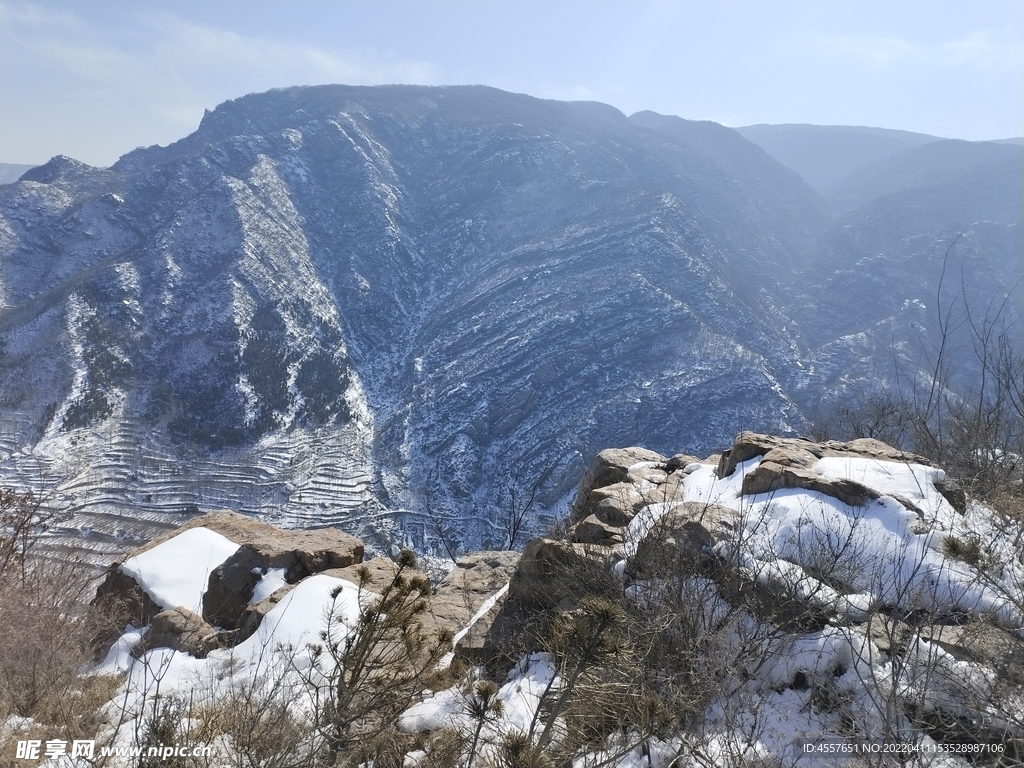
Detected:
left=0, top=85, right=1020, bottom=557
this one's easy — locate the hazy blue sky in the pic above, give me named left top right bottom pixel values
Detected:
left=2, top=1, right=1021, bottom=166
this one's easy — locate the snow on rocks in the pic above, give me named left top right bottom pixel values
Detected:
left=65, top=434, right=1024, bottom=767
left=457, top=432, right=1021, bottom=767
left=118, top=527, right=240, bottom=613
left=399, top=652, right=557, bottom=745
left=91, top=510, right=365, bottom=650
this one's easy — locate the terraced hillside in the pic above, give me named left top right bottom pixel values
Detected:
left=0, top=85, right=1020, bottom=556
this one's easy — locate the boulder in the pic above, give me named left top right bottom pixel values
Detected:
left=508, top=537, right=613, bottom=610
left=91, top=566, right=166, bottom=652
left=569, top=447, right=667, bottom=521
left=92, top=511, right=366, bottom=654
left=715, top=432, right=934, bottom=513
left=629, top=520, right=714, bottom=579
left=130, top=510, right=365, bottom=569
left=665, top=453, right=703, bottom=473
left=717, top=433, right=813, bottom=478
left=717, top=431, right=931, bottom=479
left=627, top=464, right=670, bottom=485
left=587, top=482, right=645, bottom=526
left=134, top=607, right=219, bottom=659
left=638, top=471, right=686, bottom=507
left=92, top=561, right=163, bottom=634
left=627, top=502, right=737, bottom=578
left=425, top=551, right=521, bottom=665
left=324, top=556, right=408, bottom=594
left=234, top=556, right=405, bottom=645
left=935, top=480, right=968, bottom=515
left=237, top=584, right=293, bottom=643
left=741, top=461, right=882, bottom=508
left=570, top=514, right=624, bottom=546
left=202, top=516, right=364, bottom=628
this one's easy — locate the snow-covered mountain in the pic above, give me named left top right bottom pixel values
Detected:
left=0, top=85, right=1020, bottom=555
left=16, top=433, right=1023, bottom=767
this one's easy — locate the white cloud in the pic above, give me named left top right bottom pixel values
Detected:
left=943, top=29, right=1024, bottom=69
left=819, top=27, right=1023, bottom=71
left=1, top=2, right=442, bottom=138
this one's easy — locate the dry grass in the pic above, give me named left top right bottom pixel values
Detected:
left=0, top=550, right=125, bottom=765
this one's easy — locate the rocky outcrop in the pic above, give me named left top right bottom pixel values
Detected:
left=81, top=432, right=1024, bottom=764
left=718, top=431, right=931, bottom=479
left=715, top=431, right=938, bottom=515
left=93, top=511, right=364, bottom=656
left=201, top=513, right=364, bottom=628
left=565, top=447, right=711, bottom=547
left=572, top=514, right=625, bottom=546
left=508, top=538, right=613, bottom=611
left=588, top=483, right=646, bottom=526
left=627, top=502, right=738, bottom=579
left=569, top=448, right=669, bottom=522
left=134, top=607, right=219, bottom=659
left=743, top=461, right=883, bottom=508
left=424, top=551, right=521, bottom=665
left=91, top=567, right=166, bottom=652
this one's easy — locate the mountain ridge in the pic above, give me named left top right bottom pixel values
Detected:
left=0, top=84, right=1019, bottom=559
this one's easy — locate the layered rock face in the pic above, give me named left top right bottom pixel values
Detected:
left=1, top=85, right=1019, bottom=555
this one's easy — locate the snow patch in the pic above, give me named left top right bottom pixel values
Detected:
left=119, top=527, right=240, bottom=612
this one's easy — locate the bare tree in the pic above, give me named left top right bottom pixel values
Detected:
left=0, top=487, right=49, bottom=583
left=498, top=461, right=549, bottom=551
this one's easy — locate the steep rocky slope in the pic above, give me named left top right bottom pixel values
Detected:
left=0, top=85, right=1019, bottom=555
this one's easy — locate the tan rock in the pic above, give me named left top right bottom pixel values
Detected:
left=202, top=516, right=364, bottom=629
left=627, top=466, right=670, bottom=486
left=639, top=472, right=686, bottom=506
left=426, top=551, right=520, bottom=664
left=741, top=461, right=881, bottom=508
left=509, top=537, right=613, bottom=610
left=588, top=482, right=646, bottom=526
left=717, top=431, right=931, bottom=479
left=627, top=502, right=737, bottom=578
left=237, top=584, right=294, bottom=643
left=134, top=606, right=219, bottom=659
left=91, top=567, right=165, bottom=652
left=569, top=447, right=667, bottom=521
left=665, top=454, right=703, bottom=473
left=570, top=515, right=624, bottom=546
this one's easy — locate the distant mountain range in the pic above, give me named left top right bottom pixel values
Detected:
left=0, top=85, right=1020, bottom=557
left=0, top=163, right=38, bottom=185
left=736, top=123, right=942, bottom=194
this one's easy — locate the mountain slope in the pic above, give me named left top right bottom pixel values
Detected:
left=0, top=85, right=823, bottom=555
left=825, top=138, right=1023, bottom=216
left=735, top=123, right=941, bottom=196
left=0, top=85, right=1020, bottom=557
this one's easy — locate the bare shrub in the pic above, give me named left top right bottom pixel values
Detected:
left=816, top=236, right=1023, bottom=507
left=0, top=545, right=122, bottom=764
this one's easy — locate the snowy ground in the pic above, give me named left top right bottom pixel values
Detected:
left=13, top=451, right=1022, bottom=766
left=398, top=455, right=1021, bottom=767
